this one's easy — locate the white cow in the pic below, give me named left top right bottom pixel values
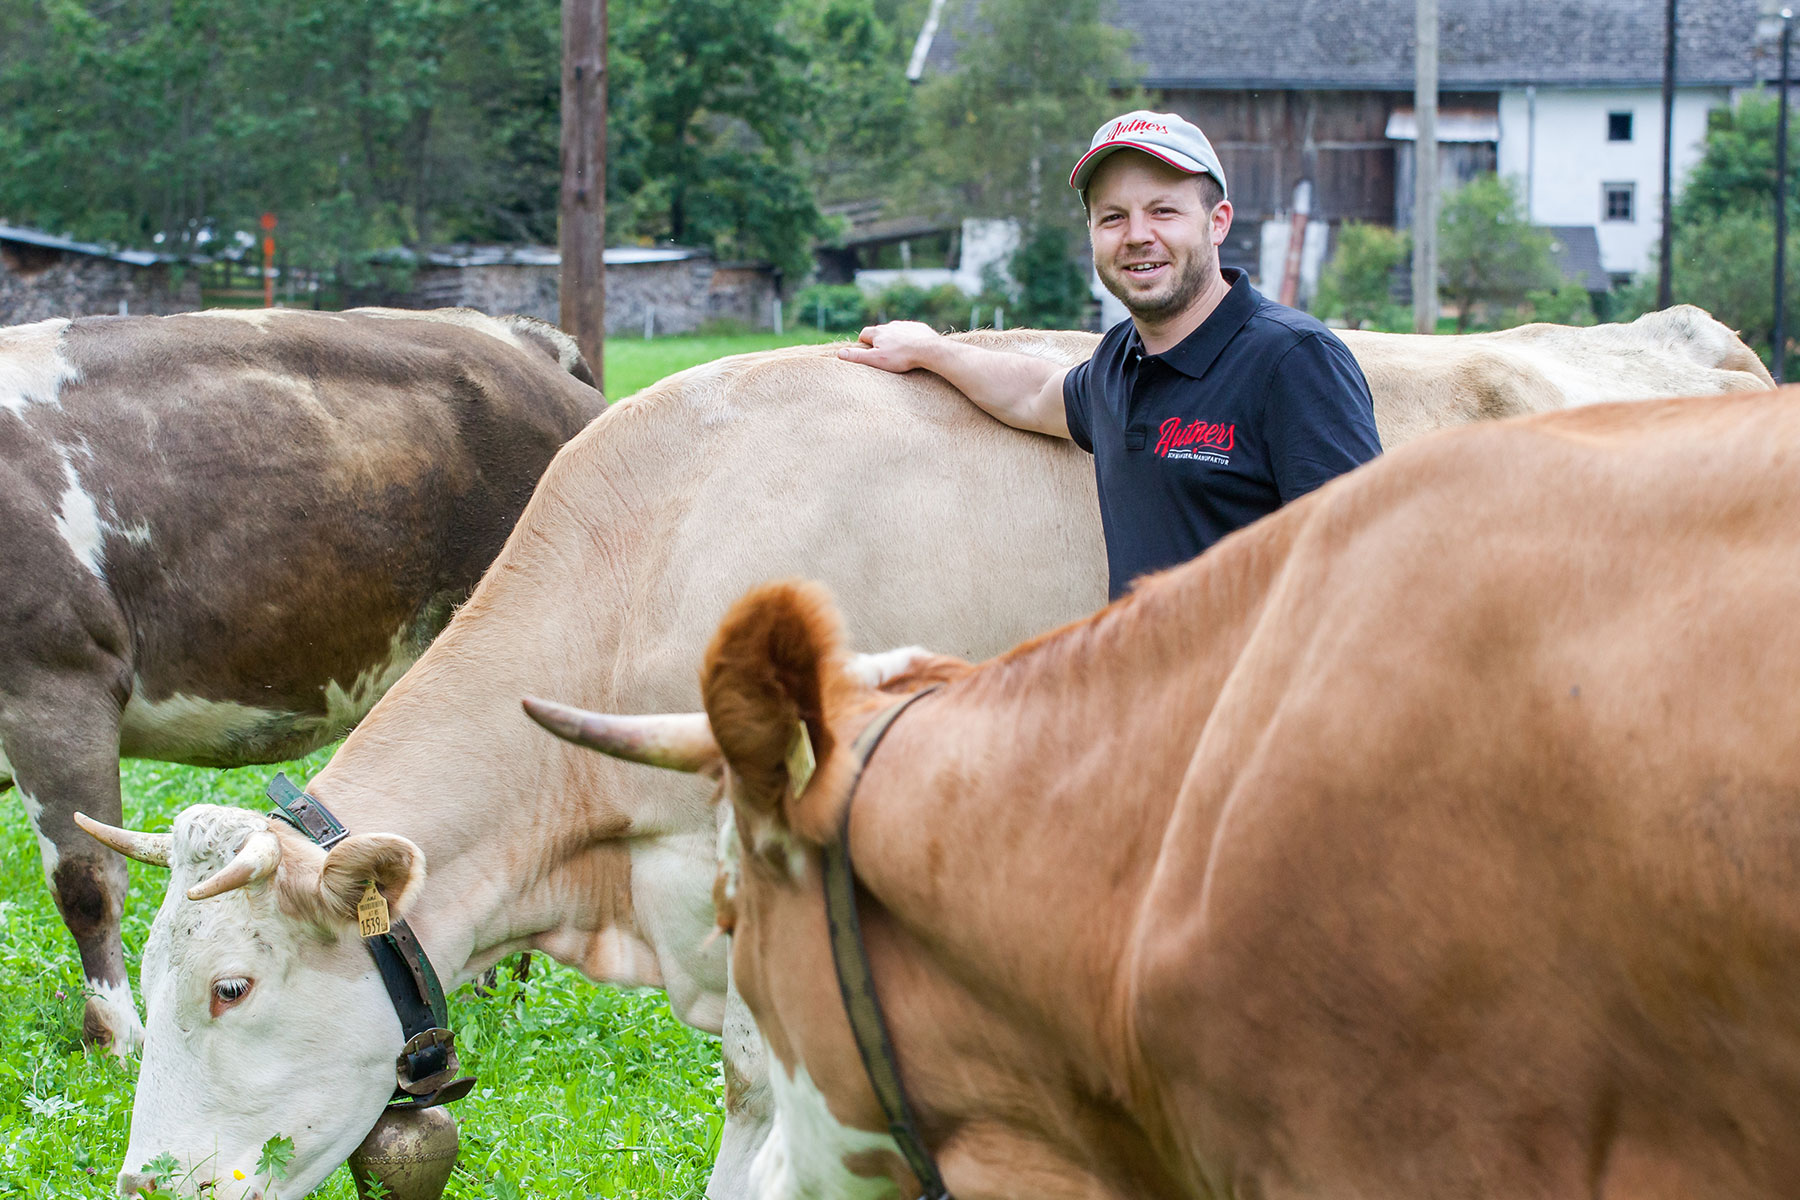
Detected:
left=88, top=308, right=1773, bottom=1198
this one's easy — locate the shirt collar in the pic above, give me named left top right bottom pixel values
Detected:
left=1130, top=268, right=1259, bottom=382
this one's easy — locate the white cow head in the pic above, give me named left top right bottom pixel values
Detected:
left=79, top=804, right=426, bottom=1198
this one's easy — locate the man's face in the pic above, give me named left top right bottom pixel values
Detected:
left=1086, top=151, right=1231, bottom=323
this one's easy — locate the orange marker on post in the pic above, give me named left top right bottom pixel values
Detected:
left=260, top=212, right=278, bottom=307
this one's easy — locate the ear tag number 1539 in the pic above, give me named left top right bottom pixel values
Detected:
left=358, top=881, right=392, bottom=937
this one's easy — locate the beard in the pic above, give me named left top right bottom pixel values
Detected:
left=1096, top=238, right=1218, bottom=323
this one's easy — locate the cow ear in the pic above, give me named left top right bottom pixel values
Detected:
left=316, top=833, right=427, bottom=922
left=701, top=580, right=851, bottom=834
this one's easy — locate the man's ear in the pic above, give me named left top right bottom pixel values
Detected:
left=701, top=579, right=849, bottom=822
left=316, top=833, right=427, bottom=921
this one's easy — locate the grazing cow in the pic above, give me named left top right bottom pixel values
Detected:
left=88, top=310, right=1773, bottom=1198
left=0, top=307, right=600, bottom=1052
left=548, top=388, right=1800, bottom=1200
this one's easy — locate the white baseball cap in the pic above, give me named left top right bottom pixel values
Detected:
left=1069, top=110, right=1229, bottom=200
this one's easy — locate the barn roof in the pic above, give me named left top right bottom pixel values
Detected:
left=915, top=0, right=1777, bottom=91
left=0, top=223, right=167, bottom=267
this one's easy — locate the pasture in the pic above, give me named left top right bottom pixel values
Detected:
left=0, top=329, right=835, bottom=1199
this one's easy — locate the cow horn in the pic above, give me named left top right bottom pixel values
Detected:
left=186, top=831, right=282, bottom=901
left=522, top=696, right=720, bottom=773
left=73, top=812, right=173, bottom=867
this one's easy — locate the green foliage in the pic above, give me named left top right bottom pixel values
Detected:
left=1619, top=207, right=1800, bottom=363
left=867, top=281, right=974, bottom=330
left=1678, top=91, right=1800, bottom=226
left=790, top=0, right=921, bottom=208
left=1005, top=223, right=1093, bottom=328
left=911, top=0, right=1141, bottom=234
left=609, top=0, right=828, bottom=276
left=1437, top=174, right=1561, bottom=332
left=1314, top=222, right=1409, bottom=330
left=796, top=283, right=872, bottom=331
left=1524, top=280, right=1597, bottom=327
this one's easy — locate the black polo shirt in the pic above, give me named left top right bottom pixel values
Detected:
left=1064, top=269, right=1381, bottom=598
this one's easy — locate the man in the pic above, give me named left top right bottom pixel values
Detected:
left=841, top=110, right=1382, bottom=599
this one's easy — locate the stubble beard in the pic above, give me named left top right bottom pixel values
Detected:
left=1098, top=237, right=1218, bottom=324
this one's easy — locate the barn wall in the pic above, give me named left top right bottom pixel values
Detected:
left=0, top=246, right=199, bottom=325
left=1154, top=88, right=1405, bottom=225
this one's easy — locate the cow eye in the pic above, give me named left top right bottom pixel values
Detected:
left=210, top=977, right=253, bottom=1015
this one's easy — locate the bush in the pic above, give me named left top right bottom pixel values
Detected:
left=1314, top=222, right=1408, bottom=329
left=870, top=281, right=974, bottom=332
left=794, top=283, right=870, bottom=332
left=1524, top=281, right=1597, bottom=327
left=1438, top=174, right=1560, bottom=332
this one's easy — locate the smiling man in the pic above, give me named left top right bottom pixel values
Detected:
left=842, top=110, right=1381, bottom=598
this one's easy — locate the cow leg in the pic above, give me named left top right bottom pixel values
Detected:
left=0, top=691, right=140, bottom=1055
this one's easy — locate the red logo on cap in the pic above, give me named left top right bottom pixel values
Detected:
left=1110, top=118, right=1171, bottom=138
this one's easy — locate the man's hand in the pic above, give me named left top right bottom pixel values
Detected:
left=837, top=321, right=943, bottom=374
left=834, top=317, right=1073, bottom=439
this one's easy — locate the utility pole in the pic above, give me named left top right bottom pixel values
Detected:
left=561, top=0, right=606, bottom=393
left=1412, top=0, right=1439, bottom=333
left=1657, top=0, right=1679, bottom=309
left=1777, top=8, right=1793, bottom=382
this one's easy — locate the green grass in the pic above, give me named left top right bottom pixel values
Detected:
left=1, top=332, right=825, bottom=1198
left=602, top=329, right=845, bottom=400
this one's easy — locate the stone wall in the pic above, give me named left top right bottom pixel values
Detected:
left=0, top=243, right=200, bottom=324
left=404, top=257, right=777, bottom=335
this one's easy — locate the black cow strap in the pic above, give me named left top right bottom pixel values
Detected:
left=266, top=773, right=473, bottom=1109
left=819, top=686, right=953, bottom=1200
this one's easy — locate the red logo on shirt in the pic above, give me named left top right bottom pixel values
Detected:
left=1155, top=417, right=1236, bottom=458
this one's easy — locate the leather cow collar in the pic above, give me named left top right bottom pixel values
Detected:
left=819, top=686, right=954, bottom=1200
left=267, top=773, right=476, bottom=1110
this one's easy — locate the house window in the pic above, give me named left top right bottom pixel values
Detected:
left=1608, top=111, right=1634, bottom=142
left=1603, top=182, right=1636, bottom=222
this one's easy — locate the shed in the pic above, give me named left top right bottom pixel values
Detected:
left=0, top=224, right=198, bottom=324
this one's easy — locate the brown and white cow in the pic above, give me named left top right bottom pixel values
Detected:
left=0, top=306, right=600, bottom=1052
left=551, top=387, right=1800, bottom=1200
left=88, top=309, right=1774, bottom=1198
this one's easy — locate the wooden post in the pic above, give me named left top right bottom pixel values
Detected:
left=1412, top=0, right=1439, bottom=333
left=1658, top=0, right=1679, bottom=310
left=561, top=0, right=606, bottom=393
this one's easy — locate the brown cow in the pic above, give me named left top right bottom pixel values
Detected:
left=547, top=389, right=1800, bottom=1200
left=0, top=306, right=599, bottom=1051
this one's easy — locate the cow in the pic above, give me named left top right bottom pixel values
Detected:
left=82, top=308, right=1775, bottom=1198
left=542, top=387, right=1800, bottom=1200
left=0, top=306, right=601, bottom=1053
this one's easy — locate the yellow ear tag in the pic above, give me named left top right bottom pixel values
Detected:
left=785, top=720, right=817, bottom=797
left=356, top=881, right=392, bottom=938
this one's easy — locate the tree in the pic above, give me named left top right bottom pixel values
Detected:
left=791, top=0, right=920, bottom=210
left=608, top=0, right=828, bottom=277
left=1436, top=174, right=1559, bottom=332
left=1006, top=224, right=1092, bottom=328
left=1314, top=222, right=1409, bottom=330
left=912, top=0, right=1139, bottom=227
left=1677, top=93, right=1800, bottom=226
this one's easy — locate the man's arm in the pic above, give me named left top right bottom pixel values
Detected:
left=838, top=320, right=1072, bottom=439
